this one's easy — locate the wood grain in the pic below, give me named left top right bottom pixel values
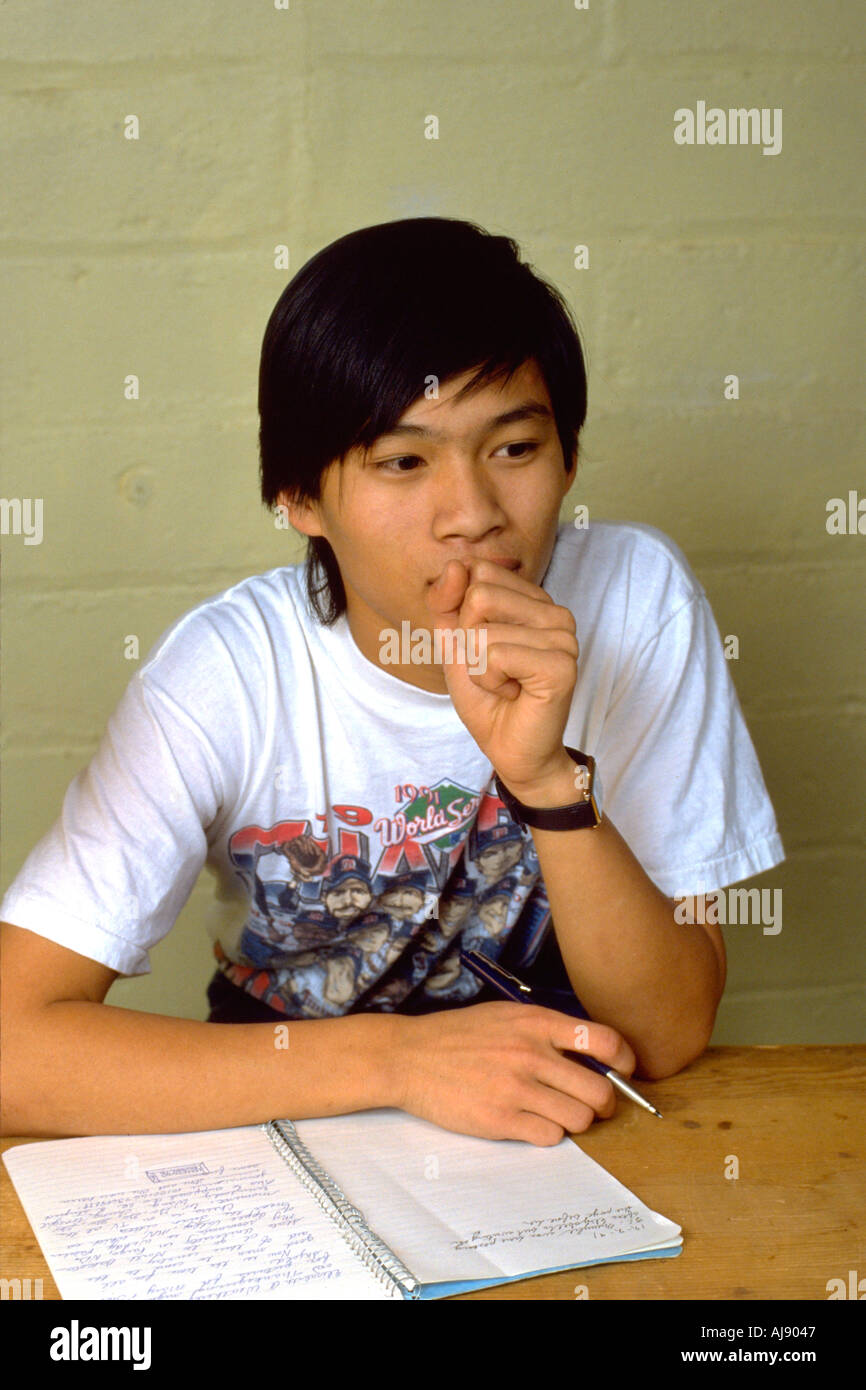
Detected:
left=1, top=1045, right=863, bottom=1301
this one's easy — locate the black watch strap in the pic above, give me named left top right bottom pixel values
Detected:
left=494, top=747, right=602, bottom=831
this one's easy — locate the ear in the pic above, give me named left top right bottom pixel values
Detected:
left=275, top=488, right=325, bottom=539
left=563, top=445, right=578, bottom=493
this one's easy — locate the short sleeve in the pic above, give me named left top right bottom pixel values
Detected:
left=0, top=669, right=224, bottom=976
left=593, top=590, right=785, bottom=898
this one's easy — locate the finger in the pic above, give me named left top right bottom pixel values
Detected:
left=446, top=622, right=579, bottom=659
left=433, top=625, right=579, bottom=696
left=520, top=1079, right=599, bottom=1136
left=509, top=1111, right=568, bottom=1147
left=464, top=642, right=577, bottom=698
left=537, top=1055, right=618, bottom=1120
left=466, top=558, right=557, bottom=602
left=457, top=581, right=576, bottom=634
left=544, top=1010, right=638, bottom=1078
left=425, top=559, right=470, bottom=618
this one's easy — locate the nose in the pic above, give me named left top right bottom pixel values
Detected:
left=431, top=455, right=508, bottom=541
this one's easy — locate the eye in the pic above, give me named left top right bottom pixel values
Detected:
left=496, top=441, right=538, bottom=459
left=372, top=441, right=540, bottom=473
left=373, top=455, right=424, bottom=473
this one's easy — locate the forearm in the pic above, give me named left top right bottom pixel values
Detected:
left=531, top=812, right=721, bottom=1078
left=1, top=999, right=402, bottom=1138
left=507, top=753, right=722, bottom=1078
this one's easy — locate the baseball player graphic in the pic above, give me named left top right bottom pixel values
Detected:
left=471, top=820, right=525, bottom=885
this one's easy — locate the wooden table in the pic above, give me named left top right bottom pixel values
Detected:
left=2, top=1045, right=863, bottom=1301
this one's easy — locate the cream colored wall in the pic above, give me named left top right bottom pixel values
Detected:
left=2, top=2, right=863, bottom=1039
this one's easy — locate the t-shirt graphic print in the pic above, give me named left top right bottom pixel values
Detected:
left=222, top=778, right=552, bottom=1017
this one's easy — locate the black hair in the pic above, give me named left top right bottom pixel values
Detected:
left=258, top=216, right=588, bottom=624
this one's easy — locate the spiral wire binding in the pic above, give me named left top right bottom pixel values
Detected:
left=264, top=1119, right=421, bottom=1300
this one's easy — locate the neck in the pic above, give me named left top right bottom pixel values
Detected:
left=346, top=609, right=452, bottom=695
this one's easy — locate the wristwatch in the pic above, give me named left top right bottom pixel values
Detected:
left=493, top=746, right=603, bottom=831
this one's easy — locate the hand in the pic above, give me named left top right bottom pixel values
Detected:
left=390, top=1001, right=637, bottom=1146
left=424, top=559, right=579, bottom=792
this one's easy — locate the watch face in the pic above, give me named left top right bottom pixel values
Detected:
left=566, top=750, right=594, bottom=797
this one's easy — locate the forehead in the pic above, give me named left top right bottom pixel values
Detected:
left=320, top=357, right=555, bottom=500
left=333, top=358, right=553, bottom=469
left=381, top=357, right=552, bottom=438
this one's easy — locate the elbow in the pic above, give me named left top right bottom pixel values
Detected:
left=0, top=1009, right=53, bottom=1137
left=635, top=1004, right=720, bottom=1082
left=636, top=1031, right=711, bottom=1082
left=639, top=957, right=724, bottom=1081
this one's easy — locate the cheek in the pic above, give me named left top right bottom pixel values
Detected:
left=363, top=485, right=425, bottom=534
left=523, top=471, right=568, bottom=518
left=351, top=508, right=423, bottom=574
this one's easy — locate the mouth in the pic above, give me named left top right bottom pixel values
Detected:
left=426, top=557, right=520, bottom=585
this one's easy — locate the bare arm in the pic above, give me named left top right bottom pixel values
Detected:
left=0, top=922, right=402, bottom=1138
left=1, top=921, right=637, bottom=1146
left=502, top=755, right=727, bottom=1080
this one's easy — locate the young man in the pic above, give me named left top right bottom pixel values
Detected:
left=0, top=217, right=784, bottom=1145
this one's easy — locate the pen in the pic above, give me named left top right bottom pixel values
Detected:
left=460, top=948, right=663, bottom=1119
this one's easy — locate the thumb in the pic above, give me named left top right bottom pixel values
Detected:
left=425, top=559, right=469, bottom=625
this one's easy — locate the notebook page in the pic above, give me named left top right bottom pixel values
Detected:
left=292, top=1109, right=681, bottom=1284
left=3, top=1128, right=397, bottom=1300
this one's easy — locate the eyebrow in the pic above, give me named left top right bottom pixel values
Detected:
left=374, top=399, right=554, bottom=443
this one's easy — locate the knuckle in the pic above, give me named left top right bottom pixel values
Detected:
left=526, top=1116, right=566, bottom=1146
left=575, top=1073, right=611, bottom=1114
left=527, top=1003, right=555, bottom=1024
left=593, top=1022, right=624, bottom=1057
left=567, top=1102, right=596, bottom=1134
left=460, top=593, right=480, bottom=624
left=466, top=579, right=491, bottom=607
left=594, top=1077, right=617, bottom=1115
left=500, top=1000, right=536, bottom=1027
left=557, top=606, right=578, bottom=636
left=482, top=1107, right=515, bottom=1141
left=485, top=999, right=518, bottom=1017
left=552, top=650, right=578, bottom=680
left=600, top=1088, right=618, bottom=1119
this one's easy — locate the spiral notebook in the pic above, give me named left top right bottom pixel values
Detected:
left=2, top=1108, right=682, bottom=1300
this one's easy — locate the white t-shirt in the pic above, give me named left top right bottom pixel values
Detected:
left=1, top=520, right=784, bottom=1017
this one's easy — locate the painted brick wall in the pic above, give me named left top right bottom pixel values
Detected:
left=2, top=1, right=863, bottom=1037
